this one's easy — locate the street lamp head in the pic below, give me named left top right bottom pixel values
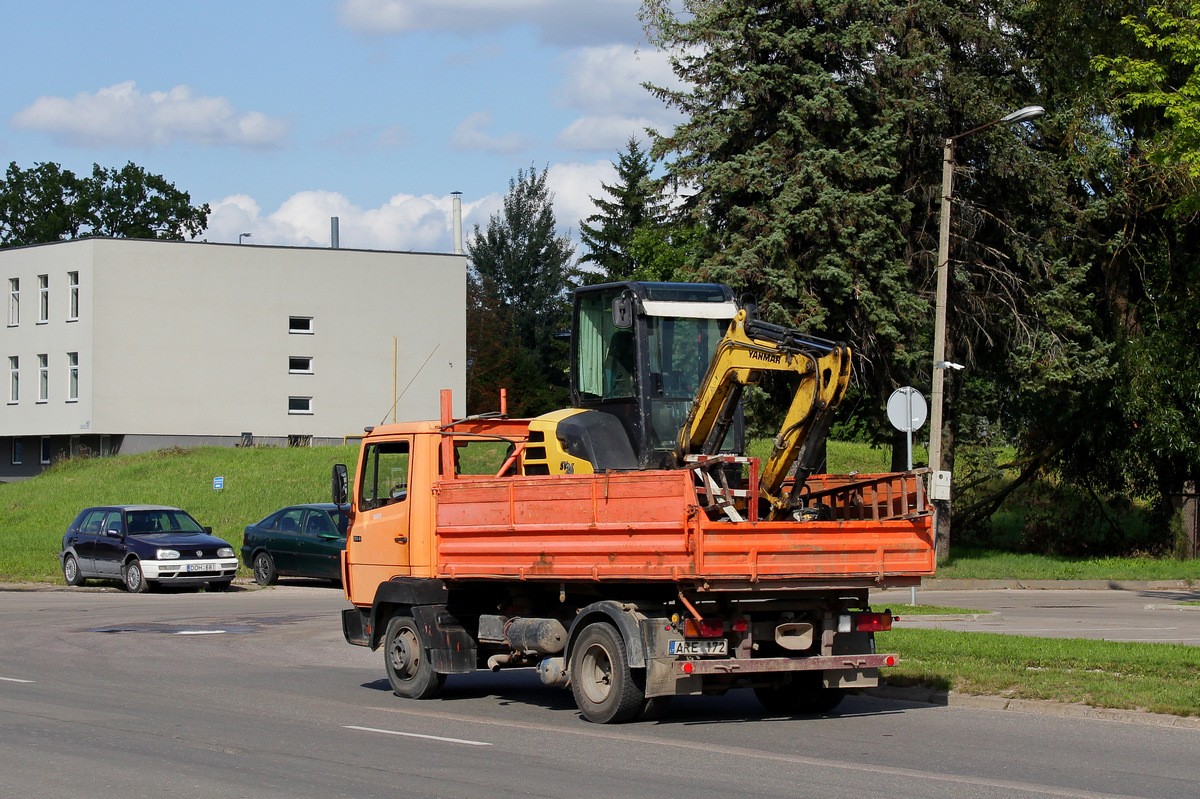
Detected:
left=1000, top=105, right=1045, bottom=124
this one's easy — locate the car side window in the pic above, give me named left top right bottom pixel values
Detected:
left=103, top=511, right=124, bottom=537
left=304, top=511, right=338, bottom=537
left=360, top=440, right=410, bottom=511
left=81, top=510, right=106, bottom=535
left=276, top=509, right=305, bottom=534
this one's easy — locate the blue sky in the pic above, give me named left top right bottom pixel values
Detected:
left=0, top=0, right=682, bottom=253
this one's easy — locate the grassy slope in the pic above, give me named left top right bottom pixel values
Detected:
left=0, top=445, right=359, bottom=580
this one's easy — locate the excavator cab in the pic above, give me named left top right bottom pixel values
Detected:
left=568, top=281, right=743, bottom=469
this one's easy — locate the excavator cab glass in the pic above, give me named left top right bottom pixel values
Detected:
left=571, top=281, right=743, bottom=468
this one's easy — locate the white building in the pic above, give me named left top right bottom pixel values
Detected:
left=0, top=238, right=465, bottom=480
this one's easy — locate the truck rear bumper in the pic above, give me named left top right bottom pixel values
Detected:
left=674, top=652, right=896, bottom=676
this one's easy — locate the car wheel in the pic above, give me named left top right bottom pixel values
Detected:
left=207, top=580, right=232, bottom=592
left=62, top=554, right=86, bottom=587
left=383, top=615, right=446, bottom=699
left=122, top=559, right=150, bottom=593
left=252, top=551, right=278, bottom=586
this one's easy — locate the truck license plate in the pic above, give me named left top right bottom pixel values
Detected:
left=187, top=562, right=216, bottom=572
left=669, top=639, right=728, bottom=656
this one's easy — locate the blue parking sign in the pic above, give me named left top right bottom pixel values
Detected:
left=213, top=476, right=225, bottom=490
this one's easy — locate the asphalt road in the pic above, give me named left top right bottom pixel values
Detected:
left=1, top=584, right=1197, bottom=799
left=875, top=586, right=1200, bottom=645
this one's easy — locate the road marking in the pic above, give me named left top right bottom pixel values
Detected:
left=371, top=705, right=1151, bottom=799
left=0, top=676, right=33, bottom=683
left=343, top=724, right=492, bottom=747
left=174, top=630, right=227, bottom=635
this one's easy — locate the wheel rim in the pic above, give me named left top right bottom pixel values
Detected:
left=64, top=557, right=77, bottom=582
left=389, top=626, right=421, bottom=681
left=254, top=555, right=270, bottom=583
left=579, top=642, right=614, bottom=704
left=126, top=563, right=141, bottom=591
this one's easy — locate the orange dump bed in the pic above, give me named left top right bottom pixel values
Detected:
left=434, top=469, right=935, bottom=587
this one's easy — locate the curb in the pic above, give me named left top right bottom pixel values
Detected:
left=867, top=685, right=1200, bottom=729
left=918, top=579, right=1195, bottom=590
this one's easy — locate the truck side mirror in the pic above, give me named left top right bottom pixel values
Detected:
left=332, top=463, right=349, bottom=505
left=611, top=296, right=633, bottom=329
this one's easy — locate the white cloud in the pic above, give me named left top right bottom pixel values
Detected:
left=10, top=82, right=288, bottom=150
left=202, top=162, right=616, bottom=255
left=553, top=45, right=683, bottom=152
left=556, top=116, right=660, bottom=152
left=558, top=46, right=678, bottom=117
left=203, top=189, right=493, bottom=253
left=450, top=111, right=527, bottom=154
left=337, top=0, right=644, bottom=47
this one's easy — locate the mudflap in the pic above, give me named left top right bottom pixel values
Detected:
left=411, top=604, right=476, bottom=674
left=342, top=607, right=369, bottom=647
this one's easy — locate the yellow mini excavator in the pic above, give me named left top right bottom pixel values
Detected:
left=521, top=281, right=851, bottom=522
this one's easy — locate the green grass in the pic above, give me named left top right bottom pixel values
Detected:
left=746, top=438, right=910, bottom=474
left=937, top=548, right=1200, bottom=582
left=883, top=628, right=1200, bottom=717
left=0, top=445, right=359, bottom=581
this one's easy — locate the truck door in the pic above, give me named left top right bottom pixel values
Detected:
left=347, top=437, right=413, bottom=600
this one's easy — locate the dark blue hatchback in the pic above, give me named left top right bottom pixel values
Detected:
left=241, top=503, right=349, bottom=585
left=59, top=505, right=239, bottom=593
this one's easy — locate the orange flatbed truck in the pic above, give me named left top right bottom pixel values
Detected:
left=338, top=389, right=935, bottom=723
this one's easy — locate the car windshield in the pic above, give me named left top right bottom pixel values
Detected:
left=126, top=509, right=205, bottom=535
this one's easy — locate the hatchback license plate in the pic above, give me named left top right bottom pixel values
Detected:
left=669, top=639, right=728, bottom=656
left=186, top=562, right=217, bottom=572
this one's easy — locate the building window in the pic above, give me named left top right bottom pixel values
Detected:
left=37, top=354, right=48, bottom=402
left=68, top=272, right=79, bottom=321
left=67, top=352, right=78, bottom=402
left=9, top=278, right=18, bottom=326
left=8, top=356, right=18, bottom=403
left=288, top=396, right=313, bottom=415
left=38, top=275, right=48, bottom=323
left=288, top=356, right=313, bottom=374
left=11, top=439, right=21, bottom=465
left=288, top=434, right=313, bottom=448
left=40, top=437, right=51, bottom=465
left=289, top=316, right=313, bottom=334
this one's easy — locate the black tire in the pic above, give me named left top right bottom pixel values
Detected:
left=754, top=672, right=845, bottom=715
left=122, top=559, right=150, bottom=594
left=62, top=554, right=86, bottom=586
left=207, top=580, right=232, bottom=592
left=383, top=615, right=446, bottom=699
left=570, top=622, right=644, bottom=724
left=252, top=551, right=278, bottom=586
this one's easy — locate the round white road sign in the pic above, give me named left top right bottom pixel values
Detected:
left=886, top=386, right=928, bottom=433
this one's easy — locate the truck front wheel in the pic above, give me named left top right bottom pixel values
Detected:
left=570, top=622, right=644, bottom=724
left=384, top=615, right=446, bottom=699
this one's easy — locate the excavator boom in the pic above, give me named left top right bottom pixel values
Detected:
left=675, top=309, right=852, bottom=520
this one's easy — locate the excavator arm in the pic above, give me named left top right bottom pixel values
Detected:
left=675, top=309, right=852, bottom=520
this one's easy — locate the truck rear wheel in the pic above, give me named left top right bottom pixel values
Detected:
left=754, top=672, right=845, bottom=715
left=570, top=622, right=644, bottom=724
left=384, top=615, right=446, bottom=699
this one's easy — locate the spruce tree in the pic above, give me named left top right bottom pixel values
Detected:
left=579, top=137, right=663, bottom=284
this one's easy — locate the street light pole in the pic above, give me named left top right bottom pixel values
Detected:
left=238, top=232, right=252, bottom=245
left=929, top=105, right=1043, bottom=559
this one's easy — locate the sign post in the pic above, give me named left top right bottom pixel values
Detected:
left=886, top=386, right=928, bottom=471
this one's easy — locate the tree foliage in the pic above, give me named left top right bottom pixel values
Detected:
left=466, top=166, right=576, bottom=415
left=638, top=0, right=1200, bottom=552
left=579, top=137, right=664, bottom=283
left=0, top=161, right=209, bottom=247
